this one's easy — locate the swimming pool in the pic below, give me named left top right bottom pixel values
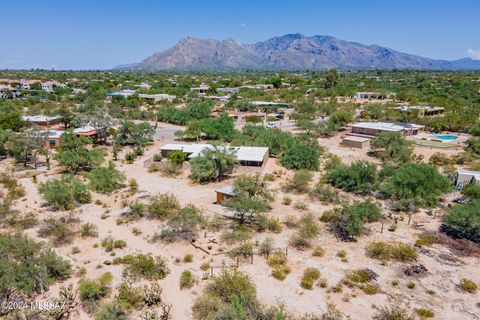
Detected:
left=432, top=135, right=458, bottom=141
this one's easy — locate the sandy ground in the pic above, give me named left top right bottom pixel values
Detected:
left=2, top=124, right=480, bottom=320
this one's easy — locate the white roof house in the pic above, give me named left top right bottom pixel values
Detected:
left=251, top=101, right=289, bottom=107
left=159, top=144, right=269, bottom=166
left=349, top=122, right=425, bottom=136
left=139, top=93, right=176, bottom=102
left=22, top=115, right=61, bottom=123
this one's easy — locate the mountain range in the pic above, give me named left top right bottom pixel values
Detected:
left=117, top=33, right=480, bottom=71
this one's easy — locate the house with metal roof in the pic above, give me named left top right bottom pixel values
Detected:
left=159, top=143, right=269, bottom=167
left=348, top=122, right=425, bottom=137
left=455, top=170, right=480, bottom=190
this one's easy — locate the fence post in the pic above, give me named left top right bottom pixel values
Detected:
left=285, top=246, right=288, bottom=256
left=237, top=257, right=240, bottom=268
left=408, top=215, right=412, bottom=225
left=381, top=222, right=384, bottom=233
left=210, top=267, right=213, bottom=276
left=250, top=254, right=253, bottom=264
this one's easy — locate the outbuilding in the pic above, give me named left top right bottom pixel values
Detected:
left=341, top=136, right=370, bottom=149
left=215, top=185, right=236, bottom=205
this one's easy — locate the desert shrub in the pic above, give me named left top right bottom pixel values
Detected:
left=312, top=245, right=325, bottom=257
left=124, top=201, right=145, bottom=221
left=0, top=234, right=71, bottom=304
left=78, top=272, right=113, bottom=313
left=346, top=269, right=373, bottom=283
left=259, top=237, right=274, bottom=256
left=38, top=175, right=91, bottom=210
left=310, top=184, right=339, bottom=203
left=383, top=163, right=452, bottom=209
left=88, top=161, right=126, bottom=193
left=320, top=208, right=341, bottom=222
left=366, top=241, right=418, bottom=262
left=341, top=200, right=382, bottom=237
left=183, top=253, right=194, bottom=263
left=159, top=160, right=182, bottom=177
left=180, top=270, right=195, bottom=289
left=81, top=222, right=98, bottom=238
left=160, top=204, right=204, bottom=242
left=121, top=254, right=170, bottom=280
left=94, top=301, right=127, bottom=320
left=414, top=308, right=435, bottom=319
left=228, top=242, right=253, bottom=259
left=116, top=281, right=143, bottom=310
left=256, top=214, right=282, bottom=233
left=300, top=268, right=321, bottom=289
left=459, top=278, right=478, bottom=293
left=444, top=199, right=480, bottom=236
left=147, top=193, right=180, bottom=220
left=101, top=236, right=126, bottom=252
left=0, top=173, right=25, bottom=201
left=414, top=233, right=437, bottom=247
left=337, top=250, right=347, bottom=258
left=200, top=262, right=210, bottom=271
left=220, top=224, right=252, bottom=245
left=268, top=252, right=291, bottom=280
left=327, top=160, right=378, bottom=194
left=283, top=215, right=298, bottom=228
left=407, top=281, right=416, bottom=289
left=284, top=169, right=312, bottom=193
left=374, top=300, right=416, bottom=320
left=282, top=197, right=292, bottom=205
left=37, top=216, right=77, bottom=246
left=206, top=269, right=256, bottom=303
left=280, top=144, right=320, bottom=170
left=192, top=295, right=223, bottom=320
left=361, top=283, right=381, bottom=295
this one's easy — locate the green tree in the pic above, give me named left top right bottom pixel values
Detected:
left=56, top=132, right=104, bottom=173
left=8, top=130, right=45, bottom=167
left=444, top=200, right=480, bottom=236
left=468, top=122, right=480, bottom=137
left=268, top=76, right=282, bottom=89
left=38, top=175, right=91, bottom=210
left=201, top=113, right=237, bottom=141
left=384, top=163, right=453, bottom=209
left=176, top=121, right=202, bottom=142
left=325, top=68, right=339, bottom=90
left=342, top=201, right=382, bottom=237
left=190, top=146, right=237, bottom=183
left=88, top=161, right=126, bottom=193
left=371, top=131, right=412, bottom=166
left=169, top=150, right=188, bottom=166
left=328, top=161, right=378, bottom=194
left=280, top=144, right=320, bottom=170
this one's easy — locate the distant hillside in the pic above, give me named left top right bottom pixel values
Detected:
left=116, top=33, right=480, bottom=71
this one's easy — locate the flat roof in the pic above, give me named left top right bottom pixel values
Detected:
left=342, top=136, right=370, bottom=143
left=252, top=101, right=289, bottom=106
left=397, top=105, right=445, bottom=111
left=457, top=170, right=480, bottom=179
left=73, top=126, right=96, bottom=134
left=159, top=143, right=268, bottom=162
left=215, top=185, right=236, bottom=196
left=22, top=115, right=61, bottom=122
left=350, top=122, right=425, bottom=132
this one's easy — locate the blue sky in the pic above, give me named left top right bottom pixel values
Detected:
left=1, top=0, right=479, bottom=70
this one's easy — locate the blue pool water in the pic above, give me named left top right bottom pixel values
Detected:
left=433, top=135, right=458, bottom=141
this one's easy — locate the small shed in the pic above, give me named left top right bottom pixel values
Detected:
left=341, top=136, right=370, bottom=149
left=215, top=186, right=236, bottom=205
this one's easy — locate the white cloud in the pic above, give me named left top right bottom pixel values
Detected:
left=467, top=48, right=480, bottom=60
left=240, top=23, right=246, bottom=27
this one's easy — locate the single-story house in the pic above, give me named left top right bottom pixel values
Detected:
left=454, top=170, right=480, bottom=190
left=22, top=115, right=62, bottom=128
left=341, top=136, right=370, bottom=149
left=348, top=122, right=425, bottom=137
left=138, top=93, right=176, bottom=102
left=106, top=89, right=137, bottom=98
left=73, top=126, right=97, bottom=137
left=215, top=185, right=236, bottom=205
left=43, top=130, right=63, bottom=149
left=190, top=84, right=209, bottom=95
left=396, top=105, right=445, bottom=116
left=159, top=143, right=269, bottom=167
left=251, top=101, right=289, bottom=108
left=354, top=92, right=396, bottom=100
left=217, top=87, right=239, bottom=94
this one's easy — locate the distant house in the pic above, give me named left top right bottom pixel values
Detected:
left=341, top=136, right=370, bottom=149
left=106, top=89, right=137, bottom=98
left=190, top=84, right=209, bottom=95
left=241, top=84, right=274, bottom=90
left=73, top=126, right=97, bottom=137
left=215, top=185, right=236, bottom=205
left=454, top=170, right=480, bottom=190
left=139, top=93, right=176, bottom=102
left=348, top=122, right=425, bottom=137
left=396, top=105, right=445, bottom=116
left=0, top=85, right=19, bottom=99
left=43, top=130, right=63, bottom=149
left=354, top=92, right=395, bottom=100
left=203, top=95, right=229, bottom=103
left=251, top=101, right=289, bottom=108
left=159, top=143, right=269, bottom=167
left=216, top=87, right=239, bottom=94
left=41, top=81, right=67, bottom=93
left=227, top=111, right=266, bottom=123
left=22, top=115, right=61, bottom=128
left=134, top=83, right=152, bottom=90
